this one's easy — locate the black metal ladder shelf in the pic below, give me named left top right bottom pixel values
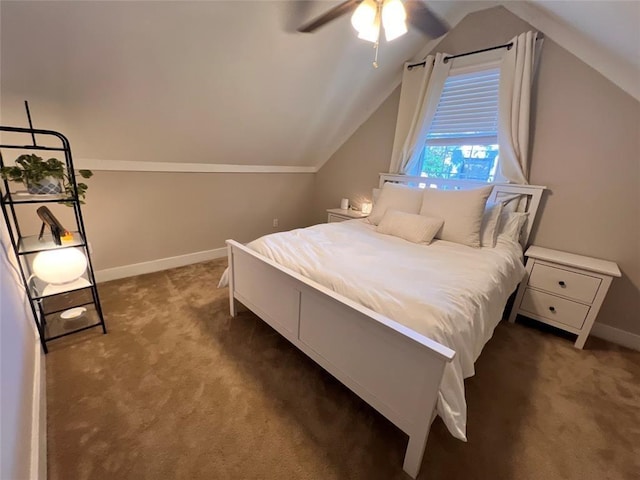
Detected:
left=0, top=103, right=107, bottom=353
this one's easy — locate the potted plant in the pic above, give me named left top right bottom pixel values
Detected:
left=0, top=154, right=93, bottom=202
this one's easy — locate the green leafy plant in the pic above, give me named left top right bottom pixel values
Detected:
left=0, top=154, right=93, bottom=203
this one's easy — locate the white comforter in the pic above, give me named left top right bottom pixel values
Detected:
left=219, top=220, right=525, bottom=441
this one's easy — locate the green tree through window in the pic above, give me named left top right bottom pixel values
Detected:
left=421, top=144, right=499, bottom=182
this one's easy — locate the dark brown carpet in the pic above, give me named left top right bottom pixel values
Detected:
left=46, top=259, right=640, bottom=480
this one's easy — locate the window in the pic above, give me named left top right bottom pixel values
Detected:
left=419, top=67, right=500, bottom=183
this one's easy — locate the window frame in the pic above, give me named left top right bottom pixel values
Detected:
left=418, top=50, right=504, bottom=184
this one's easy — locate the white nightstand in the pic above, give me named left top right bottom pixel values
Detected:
left=508, top=246, right=621, bottom=349
left=326, top=208, right=369, bottom=223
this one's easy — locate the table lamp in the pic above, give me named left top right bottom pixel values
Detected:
left=32, top=247, right=90, bottom=296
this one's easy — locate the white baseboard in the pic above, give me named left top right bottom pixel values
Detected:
left=591, top=323, right=640, bottom=351
left=95, top=247, right=227, bottom=283
left=30, top=342, right=46, bottom=480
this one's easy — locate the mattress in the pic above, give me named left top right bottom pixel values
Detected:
left=220, top=219, right=526, bottom=441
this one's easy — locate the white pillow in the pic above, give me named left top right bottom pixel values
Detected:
left=377, top=210, right=443, bottom=244
left=368, top=183, right=424, bottom=226
left=497, top=211, right=529, bottom=243
left=480, top=201, right=504, bottom=248
left=419, top=185, right=493, bottom=247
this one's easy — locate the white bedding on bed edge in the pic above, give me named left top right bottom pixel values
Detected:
left=218, top=219, right=526, bottom=441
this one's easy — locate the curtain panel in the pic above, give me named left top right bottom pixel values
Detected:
left=389, top=31, right=540, bottom=183
left=498, top=31, right=540, bottom=184
left=389, top=53, right=451, bottom=175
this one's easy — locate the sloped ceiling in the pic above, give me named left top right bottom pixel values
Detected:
left=1, top=1, right=638, bottom=170
left=0, top=0, right=452, bottom=167
left=506, top=0, right=640, bottom=102
left=530, top=0, right=639, bottom=70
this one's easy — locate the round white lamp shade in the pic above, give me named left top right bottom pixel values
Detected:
left=33, top=248, right=87, bottom=285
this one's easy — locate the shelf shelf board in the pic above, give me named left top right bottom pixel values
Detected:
left=30, top=275, right=94, bottom=300
left=41, top=288, right=94, bottom=315
left=44, top=299, right=96, bottom=317
left=0, top=144, right=66, bottom=151
left=18, top=231, right=86, bottom=255
left=43, top=304, right=102, bottom=342
left=2, top=191, right=76, bottom=205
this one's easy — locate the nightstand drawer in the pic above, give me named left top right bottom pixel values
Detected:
left=528, top=263, right=601, bottom=303
left=326, top=208, right=369, bottom=223
left=520, top=289, right=590, bottom=329
left=328, top=214, right=346, bottom=223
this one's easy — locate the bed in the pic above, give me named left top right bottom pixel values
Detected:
left=222, top=174, right=545, bottom=478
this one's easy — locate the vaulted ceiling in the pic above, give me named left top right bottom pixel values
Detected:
left=1, top=1, right=638, bottom=170
left=530, top=0, right=639, bottom=71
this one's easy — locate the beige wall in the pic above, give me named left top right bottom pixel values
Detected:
left=527, top=32, right=640, bottom=337
left=0, top=230, right=40, bottom=480
left=14, top=172, right=315, bottom=270
left=313, top=7, right=640, bottom=335
left=312, top=87, right=401, bottom=223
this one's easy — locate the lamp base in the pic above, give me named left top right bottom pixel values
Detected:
left=42, top=278, right=91, bottom=296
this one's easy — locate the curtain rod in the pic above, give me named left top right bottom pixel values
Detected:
left=407, top=42, right=513, bottom=70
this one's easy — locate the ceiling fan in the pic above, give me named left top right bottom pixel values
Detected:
left=297, top=0, right=449, bottom=66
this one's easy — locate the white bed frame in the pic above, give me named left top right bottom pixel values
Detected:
left=226, top=174, right=545, bottom=478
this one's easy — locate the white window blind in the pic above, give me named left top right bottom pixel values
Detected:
left=426, top=67, right=500, bottom=145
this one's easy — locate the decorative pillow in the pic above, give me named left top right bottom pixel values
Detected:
left=368, top=183, right=424, bottom=226
left=419, top=185, right=493, bottom=247
left=377, top=210, right=444, bottom=244
left=480, top=201, right=504, bottom=248
left=497, top=211, right=529, bottom=243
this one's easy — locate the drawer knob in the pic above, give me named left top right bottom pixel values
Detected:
left=549, top=306, right=556, bottom=313
left=558, top=281, right=566, bottom=287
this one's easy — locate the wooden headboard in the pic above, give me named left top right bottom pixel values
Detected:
left=378, top=173, right=546, bottom=248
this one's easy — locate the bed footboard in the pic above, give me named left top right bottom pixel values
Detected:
left=226, top=240, right=455, bottom=478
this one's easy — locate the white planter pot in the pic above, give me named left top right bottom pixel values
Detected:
left=27, top=177, right=62, bottom=195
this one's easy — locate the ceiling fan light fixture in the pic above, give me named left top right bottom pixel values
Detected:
left=357, top=16, right=381, bottom=43
left=357, top=28, right=380, bottom=43
left=351, top=0, right=378, bottom=40
left=382, top=0, right=408, bottom=41
left=383, top=19, right=407, bottom=41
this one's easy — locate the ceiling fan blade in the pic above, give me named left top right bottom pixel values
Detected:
left=283, top=1, right=316, bottom=33
left=405, top=0, right=449, bottom=38
left=297, top=0, right=362, bottom=33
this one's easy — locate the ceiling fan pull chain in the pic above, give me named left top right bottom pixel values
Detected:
left=372, top=0, right=382, bottom=68
left=373, top=41, right=379, bottom=68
